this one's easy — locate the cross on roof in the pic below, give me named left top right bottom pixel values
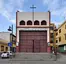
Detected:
left=30, top=5, right=36, bottom=22
left=30, top=5, right=36, bottom=12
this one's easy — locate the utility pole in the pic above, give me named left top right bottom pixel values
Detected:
left=8, top=24, right=13, bottom=52
left=12, top=25, right=13, bottom=52
left=30, top=5, right=36, bottom=22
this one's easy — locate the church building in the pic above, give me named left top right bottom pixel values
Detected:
left=16, top=11, right=50, bottom=52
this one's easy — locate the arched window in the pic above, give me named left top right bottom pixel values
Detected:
left=20, top=20, right=25, bottom=25
left=34, top=20, right=39, bottom=25
left=41, top=20, right=47, bottom=25
left=27, top=20, right=32, bottom=25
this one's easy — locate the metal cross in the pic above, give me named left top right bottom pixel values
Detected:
left=30, top=5, right=36, bottom=22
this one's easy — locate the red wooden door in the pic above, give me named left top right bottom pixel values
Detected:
left=19, top=31, right=47, bottom=52
left=33, top=40, right=40, bottom=52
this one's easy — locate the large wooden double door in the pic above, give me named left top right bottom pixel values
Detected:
left=32, top=40, right=40, bottom=52
left=19, top=31, right=47, bottom=52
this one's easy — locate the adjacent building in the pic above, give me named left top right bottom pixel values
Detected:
left=49, top=23, right=56, bottom=51
left=16, top=11, right=50, bottom=52
left=50, top=23, right=56, bottom=43
left=0, top=32, right=16, bottom=52
left=10, top=33, right=16, bottom=52
left=0, top=38, right=8, bottom=52
left=55, top=21, right=66, bottom=53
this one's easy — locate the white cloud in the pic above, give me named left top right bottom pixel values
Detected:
left=43, top=0, right=51, bottom=4
left=10, top=19, right=16, bottom=24
left=51, top=7, right=66, bottom=17
left=52, top=21, right=63, bottom=27
left=43, top=0, right=60, bottom=11
left=43, top=0, right=66, bottom=16
left=0, top=0, right=24, bottom=24
left=2, top=10, right=11, bottom=19
left=0, top=0, right=3, bottom=9
left=43, top=0, right=66, bottom=26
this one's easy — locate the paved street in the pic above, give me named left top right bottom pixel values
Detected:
left=0, top=59, right=66, bottom=64
left=0, top=53, right=66, bottom=64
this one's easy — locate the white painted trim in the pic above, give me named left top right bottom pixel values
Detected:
left=17, top=28, right=49, bottom=43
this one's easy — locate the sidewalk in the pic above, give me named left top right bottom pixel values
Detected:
left=57, top=53, right=66, bottom=62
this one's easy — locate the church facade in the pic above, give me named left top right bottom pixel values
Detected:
left=16, top=11, right=50, bottom=52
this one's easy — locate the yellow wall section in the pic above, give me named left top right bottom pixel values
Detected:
left=0, top=43, right=8, bottom=52
left=56, top=21, right=66, bottom=43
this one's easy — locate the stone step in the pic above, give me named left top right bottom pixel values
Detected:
left=15, top=53, right=50, bottom=58
left=10, top=53, right=54, bottom=61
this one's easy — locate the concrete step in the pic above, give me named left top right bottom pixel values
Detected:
left=10, top=53, right=54, bottom=61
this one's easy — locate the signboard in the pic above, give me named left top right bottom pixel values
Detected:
left=8, top=42, right=12, bottom=47
left=47, top=42, right=50, bottom=46
left=64, top=46, right=66, bottom=50
left=16, top=42, right=19, bottom=46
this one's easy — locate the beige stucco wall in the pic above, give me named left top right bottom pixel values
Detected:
left=17, top=12, right=49, bottom=26
left=0, top=32, right=10, bottom=43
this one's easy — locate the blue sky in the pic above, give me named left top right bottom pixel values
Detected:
left=0, top=0, right=66, bottom=34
